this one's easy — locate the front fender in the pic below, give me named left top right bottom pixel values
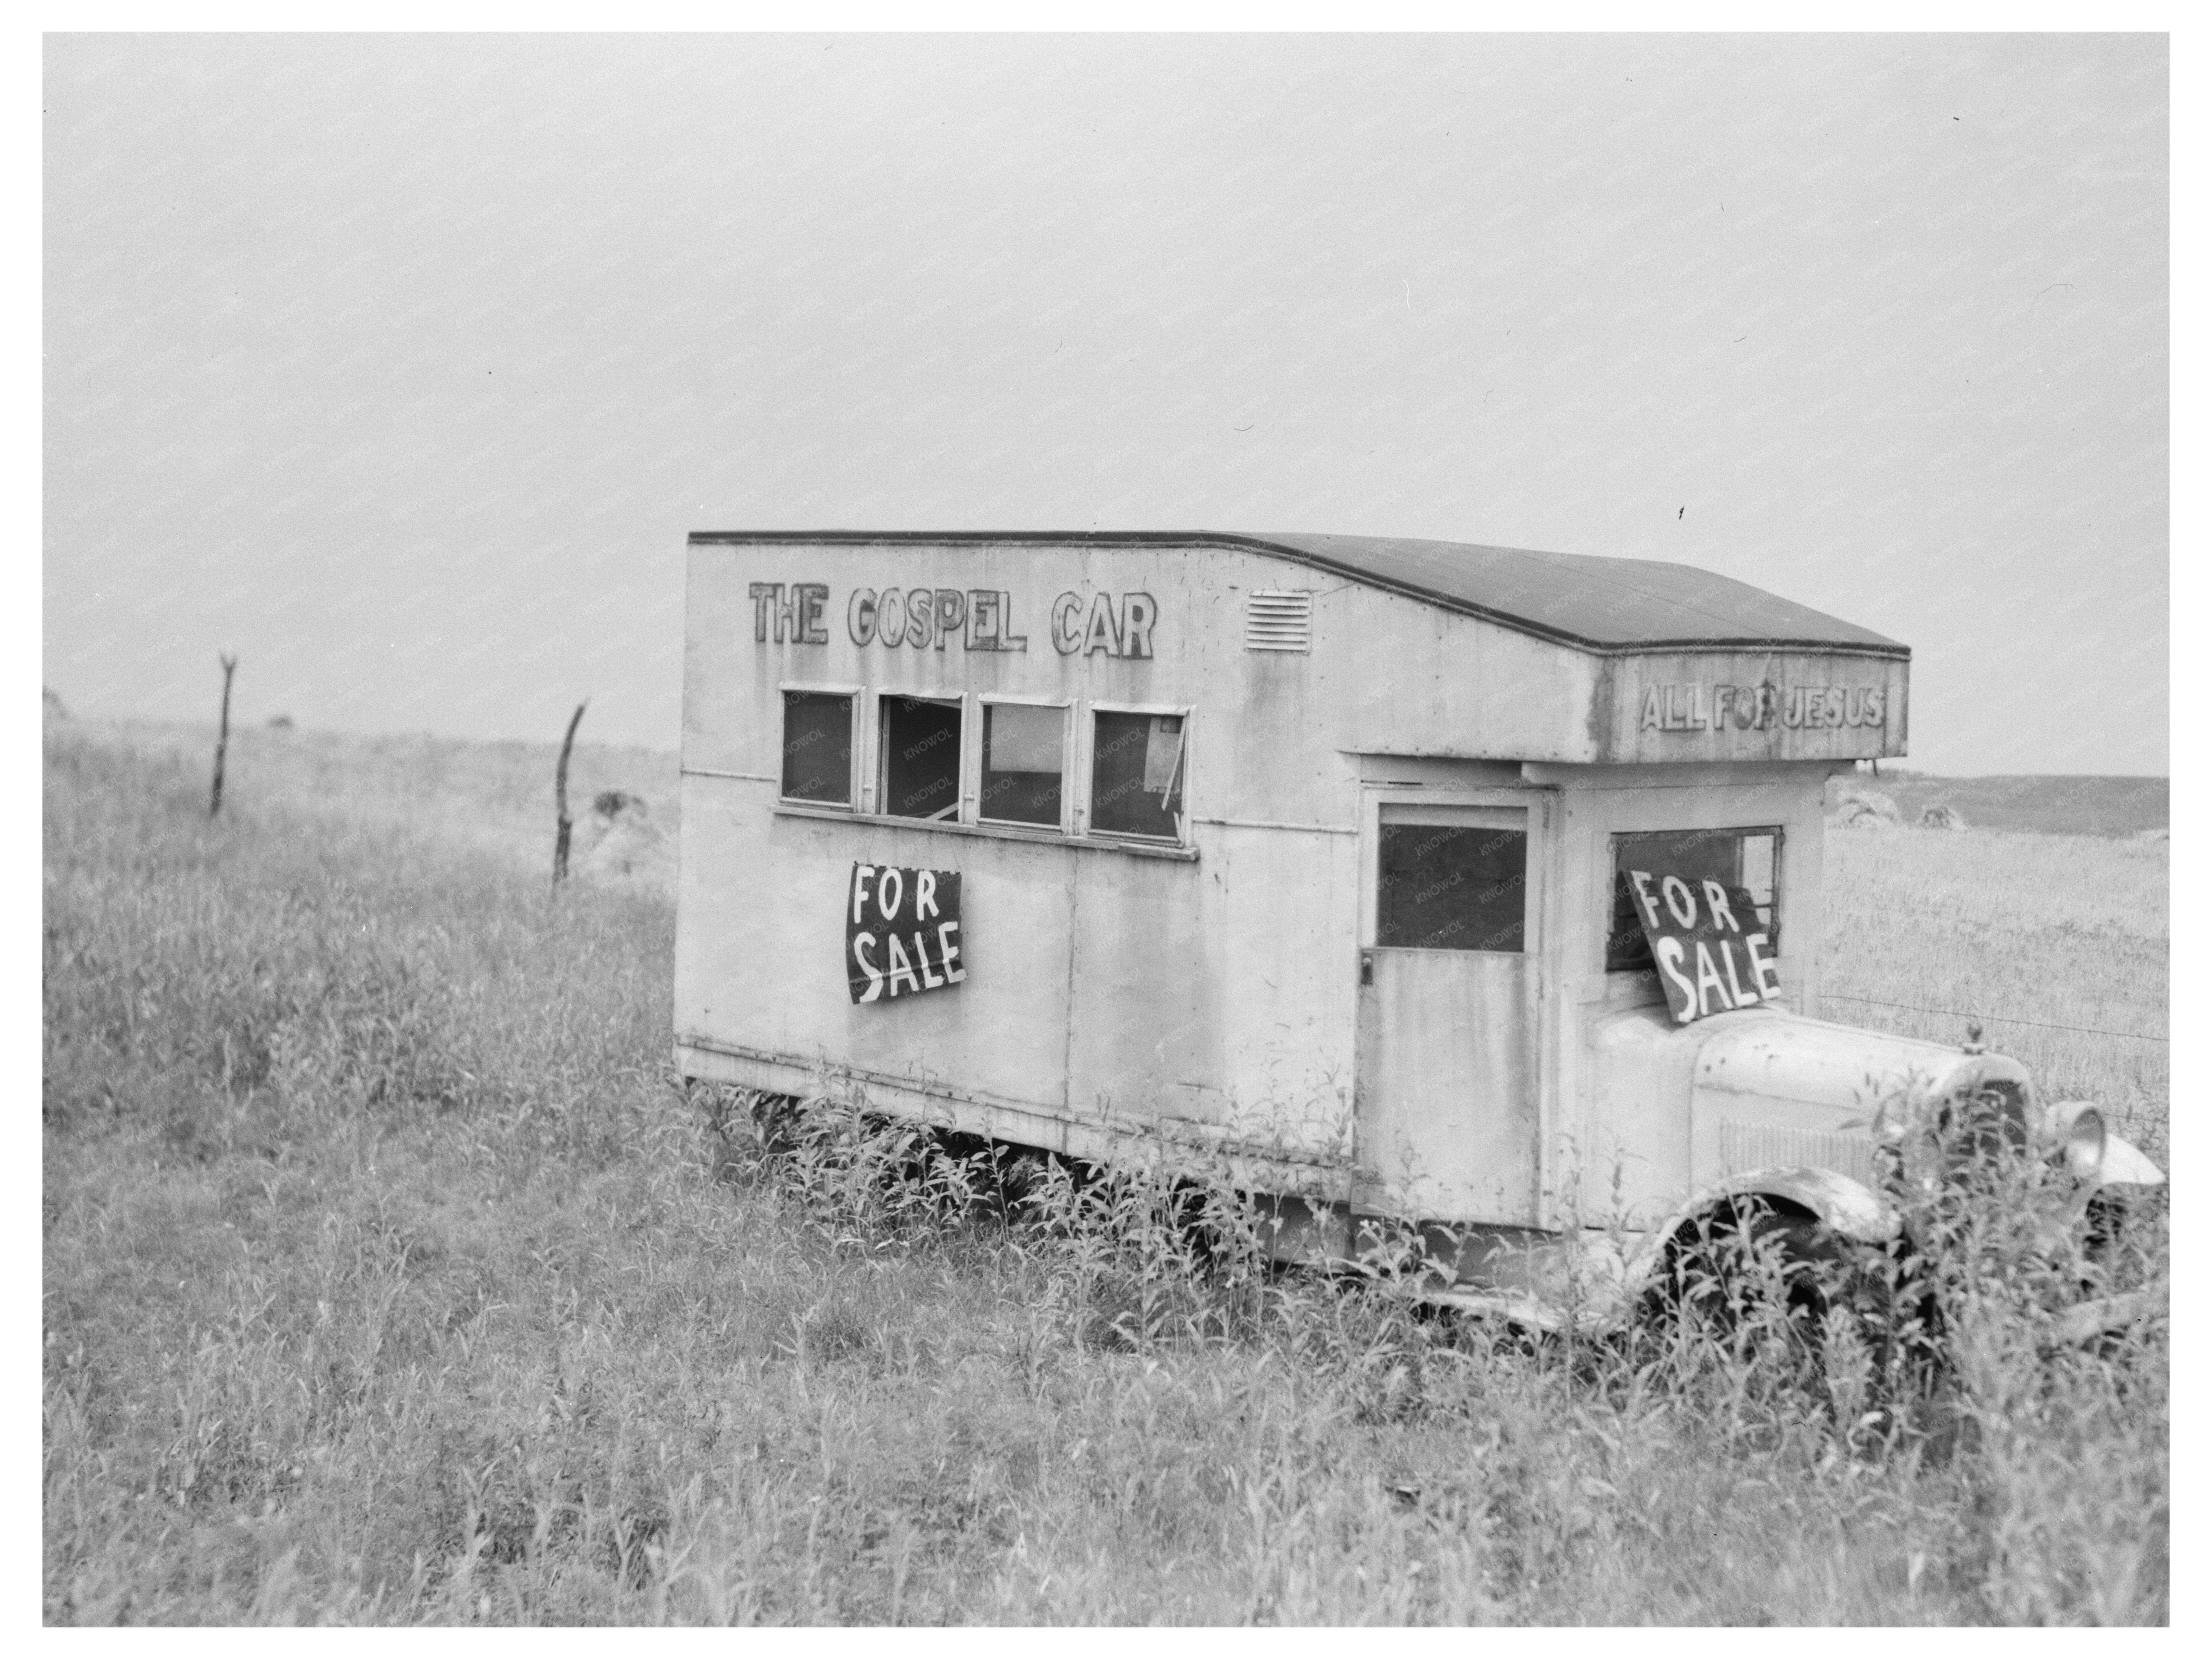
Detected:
left=2096, top=1131, right=2165, bottom=1190
left=1621, top=1165, right=1902, bottom=1296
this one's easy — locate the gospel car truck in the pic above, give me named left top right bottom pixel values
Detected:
left=674, top=530, right=2162, bottom=1326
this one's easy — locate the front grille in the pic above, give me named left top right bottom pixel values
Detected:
left=1720, top=1120, right=1876, bottom=1187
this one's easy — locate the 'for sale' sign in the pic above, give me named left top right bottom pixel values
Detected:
left=847, top=863, right=966, bottom=1004
left=1624, top=868, right=1782, bottom=1025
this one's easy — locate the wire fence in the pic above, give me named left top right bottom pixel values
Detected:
left=1820, top=993, right=2168, bottom=1045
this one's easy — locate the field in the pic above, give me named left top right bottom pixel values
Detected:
left=1857, top=773, right=2167, bottom=840
left=42, top=720, right=2169, bottom=1625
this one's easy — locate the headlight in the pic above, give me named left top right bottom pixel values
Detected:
left=2048, top=1101, right=2107, bottom=1182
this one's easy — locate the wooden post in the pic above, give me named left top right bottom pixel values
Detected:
left=553, top=700, right=587, bottom=885
left=209, top=653, right=238, bottom=818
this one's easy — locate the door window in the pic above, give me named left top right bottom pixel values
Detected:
left=1375, top=820, right=1528, bottom=952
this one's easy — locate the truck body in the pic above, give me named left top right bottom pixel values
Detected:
left=674, top=530, right=2161, bottom=1323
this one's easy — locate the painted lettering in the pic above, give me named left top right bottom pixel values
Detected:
left=906, top=589, right=935, bottom=648
left=965, top=590, right=998, bottom=650
left=1641, top=687, right=1664, bottom=731
left=884, top=932, right=922, bottom=998
left=997, top=591, right=1028, bottom=652
left=1702, top=880, right=1740, bottom=933
left=915, top=868, right=939, bottom=920
left=937, top=921, right=964, bottom=983
left=1692, top=940, right=1734, bottom=1016
left=748, top=582, right=780, bottom=643
left=848, top=588, right=878, bottom=646
left=1628, top=868, right=1665, bottom=931
left=795, top=583, right=829, bottom=645
left=934, top=589, right=965, bottom=650
left=1661, top=874, right=1699, bottom=928
left=1656, top=936, right=1699, bottom=1025
left=851, top=933, right=884, bottom=1002
left=1120, top=592, right=1158, bottom=659
left=1082, top=592, right=1121, bottom=656
left=914, top=933, right=945, bottom=989
left=877, top=587, right=908, bottom=648
left=876, top=866, right=904, bottom=924
left=1745, top=931, right=1782, bottom=1000
left=1719, top=938, right=1752, bottom=1005
left=851, top=864, right=877, bottom=926
left=1050, top=592, right=1086, bottom=655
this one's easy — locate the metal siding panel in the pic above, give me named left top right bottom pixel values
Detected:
left=1356, top=950, right=1539, bottom=1223
left=1217, top=824, right=1361, bottom=1153
left=1061, top=840, right=1224, bottom=1120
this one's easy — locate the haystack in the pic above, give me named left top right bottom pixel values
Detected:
left=1829, top=784, right=1901, bottom=830
left=576, top=790, right=672, bottom=884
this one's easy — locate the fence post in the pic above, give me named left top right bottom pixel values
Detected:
left=209, top=653, right=238, bottom=818
left=553, top=701, right=587, bottom=886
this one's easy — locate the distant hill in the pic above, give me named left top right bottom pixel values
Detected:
left=1844, top=773, right=2167, bottom=839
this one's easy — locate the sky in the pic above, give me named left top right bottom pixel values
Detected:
left=41, top=31, right=2168, bottom=774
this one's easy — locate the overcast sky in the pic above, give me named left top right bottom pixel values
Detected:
left=42, top=32, right=2166, bottom=774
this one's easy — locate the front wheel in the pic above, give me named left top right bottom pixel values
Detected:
left=1653, top=1203, right=1939, bottom=1445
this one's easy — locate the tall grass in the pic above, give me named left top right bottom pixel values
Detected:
left=42, top=728, right=2167, bottom=1624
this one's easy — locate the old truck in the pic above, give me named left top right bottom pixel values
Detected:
left=672, top=529, right=2164, bottom=1329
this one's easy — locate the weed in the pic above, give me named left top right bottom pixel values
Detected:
left=42, top=724, right=2167, bottom=1624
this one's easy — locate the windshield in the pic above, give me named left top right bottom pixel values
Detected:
left=1606, top=827, right=1779, bottom=973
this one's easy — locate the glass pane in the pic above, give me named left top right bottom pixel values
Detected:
left=780, top=691, right=852, bottom=804
left=880, top=696, right=963, bottom=821
left=1375, top=822, right=1528, bottom=951
left=1090, top=711, right=1184, bottom=839
left=1607, top=827, right=1780, bottom=971
left=980, top=704, right=1063, bottom=827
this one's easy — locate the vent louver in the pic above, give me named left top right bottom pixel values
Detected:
left=1245, top=590, right=1313, bottom=653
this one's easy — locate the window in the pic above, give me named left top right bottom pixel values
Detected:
left=879, top=695, right=964, bottom=821
left=1607, top=827, right=1780, bottom=972
left=1376, top=820, right=1528, bottom=951
left=980, top=702, right=1065, bottom=828
left=780, top=691, right=853, bottom=805
left=1089, top=711, right=1185, bottom=840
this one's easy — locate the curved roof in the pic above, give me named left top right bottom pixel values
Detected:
left=686, top=529, right=1908, bottom=658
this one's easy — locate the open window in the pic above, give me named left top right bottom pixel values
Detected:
left=1606, top=827, right=1779, bottom=972
left=879, top=695, right=964, bottom=822
left=979, top=701, right=1066, bottom=829
left=1089, top=710, right=1185, bottom=841
left=779, top=690, right=854, bottom=806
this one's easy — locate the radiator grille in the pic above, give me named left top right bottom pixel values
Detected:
left=1719, top=1120, right=1875, bottom=1188
left=1245, top=590, right=1313, bottom=652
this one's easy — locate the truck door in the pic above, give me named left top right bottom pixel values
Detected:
left=1355, top=797, right=1543, bottom=1225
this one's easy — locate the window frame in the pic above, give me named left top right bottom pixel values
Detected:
left=874, top=689, right=969, bottom=826
left=1604, top=824, right=1784, bottom=976
left=975, top=694, right=1074, bottom=834
left=1373, top=802, right=1533, bottom=955
left=775, top=680, right=862, bottom=810
left=1081, top=699, right=1193, bottom=845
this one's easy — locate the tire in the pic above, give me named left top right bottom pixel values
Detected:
left=1657, top=1203, right=1933, bottom=1440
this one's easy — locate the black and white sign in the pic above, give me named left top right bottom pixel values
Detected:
left=846, top=863, right=965, bottom=1004
left=1623, top=868, right=1782, bottom=1025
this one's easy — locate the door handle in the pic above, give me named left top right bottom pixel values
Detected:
left=1359, top=949, right=1374, bottom=986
